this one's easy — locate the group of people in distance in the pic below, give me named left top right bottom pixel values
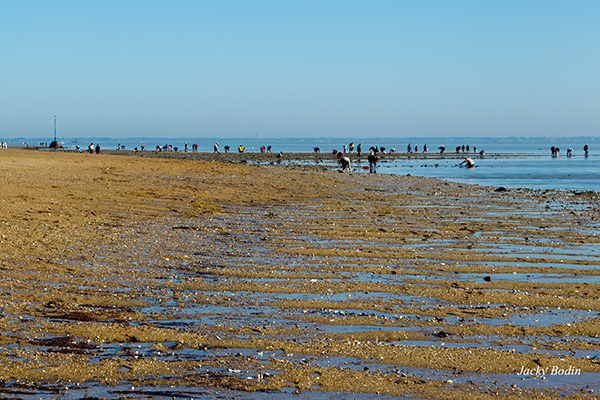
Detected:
left=71, top=141, right=592, bottom=177
left=335, top=144, right=380, bottom=174
left=87, top=143, right=100, bottom=154
left=335, top=142, right=484, bottom=174
left=553, top=145, right=589, bottom=158
left=212, top=143, right=273, bottom=153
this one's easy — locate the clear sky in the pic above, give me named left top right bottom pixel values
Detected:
left=1, top=0, right=598, bottom=139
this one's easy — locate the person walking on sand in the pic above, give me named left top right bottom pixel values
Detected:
left=95, top=144, right=101, bottom=154
left=214, top=142, right=219, bottom=153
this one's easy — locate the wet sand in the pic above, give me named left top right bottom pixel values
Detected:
left=1, top=149, right=599, bottom=399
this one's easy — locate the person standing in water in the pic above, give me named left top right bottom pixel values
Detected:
left=367, top=152, right=378, bottom=173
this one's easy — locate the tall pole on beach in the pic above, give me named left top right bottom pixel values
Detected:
left=53, top=115, right=57, bottom=141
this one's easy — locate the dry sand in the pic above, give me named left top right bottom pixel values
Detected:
left=0, top=149, right=599, bottom=399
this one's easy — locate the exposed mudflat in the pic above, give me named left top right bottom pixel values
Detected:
left=1, top=149, right=599, bottom=399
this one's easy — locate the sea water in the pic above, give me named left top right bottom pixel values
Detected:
left=377, top=155, right=599, bottom=192
left=10, top=136, right=600, bottom=192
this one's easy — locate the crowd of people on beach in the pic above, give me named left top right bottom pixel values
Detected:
left=326, top=140, right=597, bottom=173
left=70, top=139, right=491, bottom=175
left=28, top=140, right=594, bottom=177
left=332, top=141, right=591, bottom=173
left=328, top=141, right=486, bottom=174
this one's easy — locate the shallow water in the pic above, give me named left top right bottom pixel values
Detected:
left=383, top=156, right=600, bottom=191
left=2, top=384, right=409, bottom=400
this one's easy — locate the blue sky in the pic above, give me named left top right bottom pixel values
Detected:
left=1, top=0, right=598, bottom=139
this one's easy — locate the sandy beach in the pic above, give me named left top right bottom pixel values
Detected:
left=1, top=149, right=599, bottom=399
